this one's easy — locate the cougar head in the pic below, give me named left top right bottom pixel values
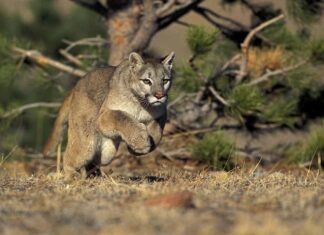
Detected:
left=128, top=52, right=175, bottom=107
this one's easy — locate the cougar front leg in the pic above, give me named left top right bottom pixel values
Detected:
left=98, top=109, right=151, bottom=154
left=146, top=113, right=167, bottom=152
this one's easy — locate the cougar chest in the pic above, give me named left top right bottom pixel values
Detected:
left=107, top=97, right=163, bottom=123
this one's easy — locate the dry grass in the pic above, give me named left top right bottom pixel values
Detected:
left=1, top=162, right=324, bottom=235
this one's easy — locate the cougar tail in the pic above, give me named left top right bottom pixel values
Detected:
left=43, top=90, right=73, bottom=157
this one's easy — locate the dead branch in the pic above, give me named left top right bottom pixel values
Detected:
left=194, top=6, right=248, bottom=31
left=12, top=47, right=86, bottom=77
left=237, top=14, right=285, bottom=82
left=70, top=0, right=108, bottom=17
left=208, top=86, right=230, bottom=107
left=156, top=0, right=176, bottom=17
left=194, top=54, right=240, bottom=103
left=158, top=0, right=204, bottom=30
left=62, top=36, right=107, bottom=52
left=247, top=59, right=308, bottom=86
left=0, top=102, right=61, bottom=119
left=165, top=126, right=218, bottom=138
left=59, top=49, right=83, bottom=67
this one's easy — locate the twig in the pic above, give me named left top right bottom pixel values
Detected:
left=165, top=126, right=218, bottom=138
left=0, top=146, right=18, bottom=167
left=208, top=86, right=230, bottom=106
left=0, top=102, right=61, bottom=119
left=12, top=47, right=86, bottom=77
left=63, top=36, right=107, bottom=52
left=237, top=14, right=285, bottom=82
left=247, top=59, right=308, bottom=86
left=194, top=54, right=240, bottom=103
left=59, top=49, right=83, bottom=67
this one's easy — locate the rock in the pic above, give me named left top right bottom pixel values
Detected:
left=145, top=191, right=194, bottom=208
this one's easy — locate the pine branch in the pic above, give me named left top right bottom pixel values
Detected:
left=12, top=47, right=86, bottom=77
left=158, top=0, right=204, bottom=31
left=0, top=102, right=61, bottom=119
left=247, top=59, right=309, bottom=86
left=70, top=0, right=108, bottom=17
left=237, top=14, right=285, bottom=82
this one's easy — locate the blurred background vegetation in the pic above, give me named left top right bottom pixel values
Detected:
left=0, top=0, right=324, bottom=171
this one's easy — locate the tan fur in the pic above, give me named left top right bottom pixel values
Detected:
left=43, top=52, right=174, bottom=179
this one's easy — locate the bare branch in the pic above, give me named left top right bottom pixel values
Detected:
left=70, top=0, right=108, bottom=17
left=175, top=20, right=194, bottom=27
left=195, top=54, right=240, bottom=103
left=208, top=86, right=230, bottom=107
left=194, top=6, right=248, bottom=31
left=237, top=14, right=285, bottom=82
left=63, top=36, right=107, bottom=52
left=156, top=0, right=176, bottom=17
left=247, top=59, right=309, bottom=86
left=59, top=49, right=83, bottom=67
left=12, top=47, right=86, bottom=77
left=158, top=0, right=204, bottom=31
left=0, top=102, right=61, bottom=119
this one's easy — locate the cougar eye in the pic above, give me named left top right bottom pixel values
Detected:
left=142, top=79, right=152, bottom=85
left=163, top=79, right=169, bottom=85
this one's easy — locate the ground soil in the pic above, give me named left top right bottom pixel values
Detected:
left=1, top=159, right=324, bottom=235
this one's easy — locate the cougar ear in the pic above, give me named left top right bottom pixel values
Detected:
left=129, top=52, right=144, bottom=70
left=162, top=51, right=175, bottom=71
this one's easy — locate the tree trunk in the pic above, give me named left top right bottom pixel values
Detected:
left=107, top=4, right=141, bottom=65
left=106, top=1, right=157, bottom=66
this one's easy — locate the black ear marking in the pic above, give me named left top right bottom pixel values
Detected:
left=162, top=51, right=175, bottom=71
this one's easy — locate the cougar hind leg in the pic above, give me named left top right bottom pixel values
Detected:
left=63, top=119, right=98, bottom=180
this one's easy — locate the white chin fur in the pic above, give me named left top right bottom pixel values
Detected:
left=148, top=96, right=167, bottom=105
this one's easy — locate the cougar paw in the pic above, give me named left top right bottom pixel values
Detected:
left=127, top=124, right=151, bottom=155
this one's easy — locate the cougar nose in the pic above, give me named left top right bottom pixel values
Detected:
left=154, top=92, right=164, bottom=99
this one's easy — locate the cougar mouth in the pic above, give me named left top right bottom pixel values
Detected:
left=148, top=96, right=167, bottom=106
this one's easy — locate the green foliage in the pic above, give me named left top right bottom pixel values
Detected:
left=172, top=65, right=202, bottom=93
left=191, top=132, right=235, bottom=170
left=187, top=26, right=219, bottom=56
left=0, top=0, right=105, bottom=57
left=308, top=39, right=324, bottom=64
left=288, top=124, right=324, bottom=166
left=260, top=97, right=297, bottom=127
left=0, top=1, right=107, bottom=154
left=287, top=0, right=322, bottom=24
left=262, top=23, right=302, bottom=51
left=285, top=66, right=316, bottom=93
left=226, top=86, right=264, bottom=122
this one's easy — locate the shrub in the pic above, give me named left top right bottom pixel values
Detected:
left=191, top=132, right=235, bottom=170
left=288, top=124, right=324, bottom=168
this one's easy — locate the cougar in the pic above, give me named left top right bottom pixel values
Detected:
left=43, top=52, right=175, bottom=178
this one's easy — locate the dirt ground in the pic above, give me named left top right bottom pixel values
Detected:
left=1, top=160, right=324, bottom=235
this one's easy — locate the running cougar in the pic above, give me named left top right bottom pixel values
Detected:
left=43, top=52, right=175, bottom=179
